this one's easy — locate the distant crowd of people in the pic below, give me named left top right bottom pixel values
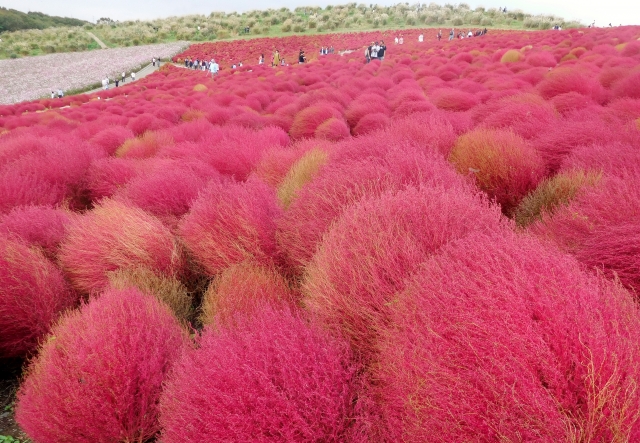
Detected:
left=439, top=28, right=489, bottom=41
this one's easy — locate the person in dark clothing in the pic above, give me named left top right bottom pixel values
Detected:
left=378, top=41, right=386, bottom=61
left=299, top=49, right=306, bottom=63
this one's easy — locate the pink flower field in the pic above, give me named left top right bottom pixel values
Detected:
left=0, top=42, right=188, bottom=104
left=2, top=26, right=640, bottom=442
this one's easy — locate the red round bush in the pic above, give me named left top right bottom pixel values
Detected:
left=58, top=199, right=185, bottom=293
left=0, top=235, right=77, bottom=358
left=114, top=160, right=220, bottom=223
left=530, top=174, right=640, bottom=294
left=84, top=157, right=146, bottom=202
left=179, top=177, right=282, bottom=276
left=303, top=185, right=505, bottom=360
left=159, top=305, right=366, bottom=443
left=0, top=205, right=73, bottom=257
left=376, top=230, right=640, bottom=442
left=277, top=144, right=469, bottom=274
left=449, top=129, right=545, bottom=213
left=352, top=112, right=390, bottom=136
left=16, top=288, right=188, bottom=443
left=289, top=103, right=342, bottom=139
left=90, top=126, right=135, bottom=155
left=430, top=88, right=480, bottom=111
left=612, top=72, right=640, bottom=100
left=314, top=117, right=351, bottom=141
left=537, top=68, right=607, bottom=103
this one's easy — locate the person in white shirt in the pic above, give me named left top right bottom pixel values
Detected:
left=468, top=30, right=473, bottom=37
left=131, top=72, right=136, bottom=81
left=418, top=34, right=424, bottom=42
left=370, top=42, right=379, bottom=60
left=210, top=59, right=219, bottom=76
left=394, top=36, right=399, bottom=44
left=399, top=35, right=404, bottom=44
left=122, top=72, right=126, bottom=83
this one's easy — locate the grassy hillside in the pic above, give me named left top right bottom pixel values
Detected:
left=0, top=7, right=87, bottom=33
left=0, top=3, right=582, bottom=59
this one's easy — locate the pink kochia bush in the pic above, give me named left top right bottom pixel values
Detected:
left=449, top=128, right=545, bottom=213
left=58, top=199, right=184, bottom=293
left=277, top=145, right=467, bottom=273
left=16, top=288, right=188, bottom=443
left=159, top=305, right=366, bottom=443
left=376, top=231, right=640, bottom=442
left=530, top=174, right=640, bottom=294
left=0, top=205, right=73, bottom=257
left=303, top=185, right=505, bottom=360
left=179, top=177, right=282, bottom=276
left=0, top=235, right=76, bottom=358
left=113, top=159, right=221, bottom=224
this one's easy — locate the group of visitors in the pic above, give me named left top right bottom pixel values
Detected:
left=100, top=71, right=136, bottom=90
left=441, top=28, right=488, bottom=41
left=50, top=89, right=64, bottom=99
left=319, top=46, right=335, bottom=55
left=364, top=41, right=387, bottom=63
left=394, top=35, right=404, bottom=45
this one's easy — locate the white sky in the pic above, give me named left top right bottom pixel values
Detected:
left=2, top=0, right=639, bottom=26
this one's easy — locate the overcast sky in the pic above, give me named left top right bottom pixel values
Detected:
left=3, top=0, right=639, bottom=26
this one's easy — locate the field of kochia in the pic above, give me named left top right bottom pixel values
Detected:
left=1, top=25, right=640, bottom=442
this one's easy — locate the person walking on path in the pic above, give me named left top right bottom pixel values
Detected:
left=115, top=78, right=119, bottom=87
left=57, top=89, right=63, bottom=98
left=152, top=57, right=156, bottom=67
left=131, top=71, right=136, bottom=82
left=122, top=72, right=126, bottom=83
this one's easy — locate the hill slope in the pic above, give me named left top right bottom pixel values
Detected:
left=0, top=7, right=87, bottom=33
left=0, top=3, right=582, bottom=59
